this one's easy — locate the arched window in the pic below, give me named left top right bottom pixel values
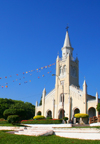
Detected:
left=59, top=66, right=62, bottom=76
left=74, top=108, right=80, bottom=115
left=60, top=94, right=64, bottom=102
left=58, top=109, right=65, bottom=119
left=88, top=107, right=96, bottom=118
left=63, top=65, right=66, bottom=75
left=47, top=110, right=52, bottom=118
left=37, top=111, right=41, bottom=115
left=71, top=66, right=76, bottom=77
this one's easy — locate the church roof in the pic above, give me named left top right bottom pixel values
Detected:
left=63, top=31, right=71, bottom=47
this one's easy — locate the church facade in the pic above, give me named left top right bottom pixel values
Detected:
left=35, top=29, right=99, bottom=121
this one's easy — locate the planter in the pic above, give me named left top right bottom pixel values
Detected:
left=80, top=117, right=88, bottom=124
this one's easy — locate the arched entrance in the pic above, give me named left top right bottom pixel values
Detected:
left=58, top=109, right=65, bottom=119
left=88, top=107, right=96, bottom=118
left=37, top=111, right=41, bottom=115
left=74, top=108, right=80, bottom=115
left=47, top=110, right=52, bottom=118
left=73, top=107, right=80, bottom=123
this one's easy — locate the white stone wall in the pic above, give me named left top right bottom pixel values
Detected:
left=44, top=89, right=55, bottom=117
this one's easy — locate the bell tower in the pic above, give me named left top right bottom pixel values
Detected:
left=55, top=27, right=79, bottom=118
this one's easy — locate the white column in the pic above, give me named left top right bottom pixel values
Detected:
left=35, top=101, right=38, bottom=116
left=96, top=92, right=98, bottom=117
left=42, top=88, right=46, bottom=116
left=52, top=98, right=55, bottom=118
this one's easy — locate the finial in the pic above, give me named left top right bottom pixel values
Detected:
left=66, top=24, right=69, bottom=31
left=57, top=51, right=59, bottom=56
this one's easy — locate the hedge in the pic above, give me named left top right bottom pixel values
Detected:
left=21, top=119, right=62, bottom=124
left=74, top=113, right=89, bottom=118
left=7, top=115, right=20, bottom=124
left=33, top=115, right=45, bottom=120
left=63, top=117, right=68, bottom=121
left=0, top=118, right=8, bottom=124
left=3, top=109, right=16, bottom=117
left=46, top=117, right=52, bottom=120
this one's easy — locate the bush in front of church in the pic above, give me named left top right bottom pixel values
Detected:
left=96, top=103, right=100, bottom=112
left=63, top=117, right=68, bottom=121
left=21, top=119, right=62, bottom=124
left=74, top=113, right=89, bottom=118
left=33, top=115, right=45, bottom=120
left=46, top=117, right=52, bottom=120
left=7, top=115, right=20, bottom=125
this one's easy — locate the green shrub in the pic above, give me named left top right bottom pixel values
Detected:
left=21, top=119, right=62, bottom=124
left=0, top=118, right=5, bottom=121
left=46, top=117, right=52, bottom=120
left=7, top=115, right=20, bottom=124
left=33, top=115, right=45, bottom=120
left=0, top=118, right=8, bottom=124
left=63, top=117, right=68, bottom=121
left=3, top=109, right=16, bottom=117
left=74, top=113, right=89, bottom=118
left=96, top=103, right=100, bottom=112
left=3, top=108, right=26, bottom=120
left=37, top=111, right=41, bottom=115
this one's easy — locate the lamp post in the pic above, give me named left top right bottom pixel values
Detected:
left=52, top=74, right=64, bottom=119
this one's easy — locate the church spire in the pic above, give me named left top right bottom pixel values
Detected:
left=63, top=28, right=71, bottom=48
left=61, top=27, right=73, bottom=59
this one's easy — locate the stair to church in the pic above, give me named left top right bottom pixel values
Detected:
left=72, top=124, right=89, bottom=127
left=53, top=127, right=100, bottom=133
left=14, top=126, right=53, bottom=136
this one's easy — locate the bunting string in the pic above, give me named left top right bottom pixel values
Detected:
left=0, top=62, right=55, bottom=88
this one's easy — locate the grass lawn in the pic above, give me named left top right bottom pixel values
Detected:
left=0, top=123, right=24, bottom=126
left=0, top=130, right=100, bottom=144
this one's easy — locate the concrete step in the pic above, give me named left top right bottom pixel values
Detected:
left=55, top=132, right=100, bottom=140
left=14, top=129, right=53, bottom=136
left=14, top=126, right=53, bottom=136
left=53, top=128, right=100, bottom=133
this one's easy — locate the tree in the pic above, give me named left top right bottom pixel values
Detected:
left=0, top=98, right=35, bottom=120
left=7, top=115, right=19, bottom=124
left=39, top=95, right=42, bottom=106
left=96, top=103, right=100, bottom=112
left=7, top=102, right=35, bottom=120
left=0, top=98, right=15, bottom=118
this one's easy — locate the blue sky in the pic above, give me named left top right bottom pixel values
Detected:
left=0, top=0, right=100, bottom=105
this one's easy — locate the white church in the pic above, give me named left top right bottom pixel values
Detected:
left=35, top=28, right=99, bottom=121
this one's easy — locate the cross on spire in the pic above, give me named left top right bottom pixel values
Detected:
left=66, top=24, right=69, bottom=31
